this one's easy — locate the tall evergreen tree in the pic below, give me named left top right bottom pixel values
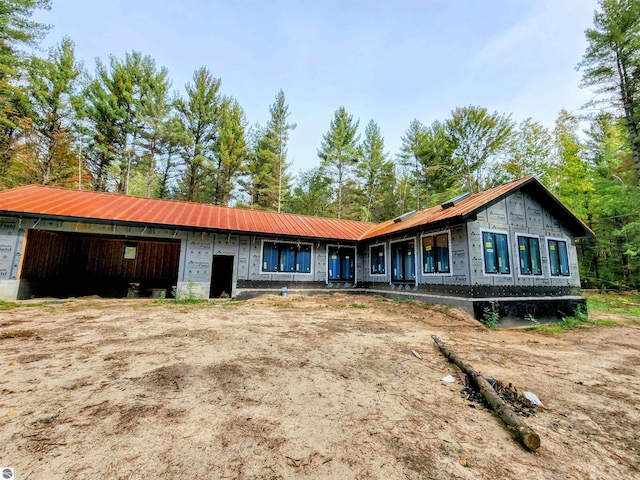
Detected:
left=174, top=66, right=221, bottom=202
left=16, top=37, right=83, bottom=186
left=317, top=106, right=360, bottom=219
left=239, top=122, right=269, bottom=207
left=210, top=97, right=248, bottom=205
left=135, top=77, right=176, bottom=197
left=0, top=0, right=51, bottom=185
left=578, top=0, right=640, bottom=184
left=82, top=52, right=169, bottom=192
left=258, top=89, right=296, bottom=212
left=398, top=119, right=426, bottom=210
left=357, top=120, right=395, bottom=222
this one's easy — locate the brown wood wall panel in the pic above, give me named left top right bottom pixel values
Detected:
left=22, top=230, right=180, bottom=281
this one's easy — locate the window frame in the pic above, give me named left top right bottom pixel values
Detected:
left=546, top=237, right=571, bottom=277
left=368, top=243, right=386, bottom=276
left=389, top=237, right=418, bottom=284
left=326, top=244, right=357, bottom=283
left=421, top=230, right=452, bottom=276
left=481, top=229, right=512, bottom=276
left=260, top=239, right=313, bottom=275
left=515, top=234, right=542, bottom=276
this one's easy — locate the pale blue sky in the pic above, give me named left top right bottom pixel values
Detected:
left=34, top=0, right=599, bottom=175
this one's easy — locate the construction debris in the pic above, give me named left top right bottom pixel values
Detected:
left=432, top=335, right=541, bottom=452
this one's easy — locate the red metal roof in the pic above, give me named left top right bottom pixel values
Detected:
left=0, top=176, right=593, bottom=241
left=360, top=175, right=594, bottom=239
left=0, top=185, right=373, bottom=241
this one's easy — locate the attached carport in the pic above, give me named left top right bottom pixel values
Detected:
left=18, top=229, right=180, bottom=299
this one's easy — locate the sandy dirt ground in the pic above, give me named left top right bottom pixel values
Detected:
left=0, top=293, right=638, bottom=479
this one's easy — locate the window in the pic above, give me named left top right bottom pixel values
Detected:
left=518, top=236, right=541, bottom=275
left=262, top=242, right=312, bottom=273
left=370, top=244, right=385, bottom=275
left=483, top=232, right=510, bottom=274
left=391, top=240, right=416, bottom=282
left=548, top=239, right=570, bottom=276
left=423, top=233, right=450, bottom=274
left=328, top=247, right=355, bottom=281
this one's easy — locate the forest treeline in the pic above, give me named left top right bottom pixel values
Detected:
left=1, top=0, right=639, bottom=289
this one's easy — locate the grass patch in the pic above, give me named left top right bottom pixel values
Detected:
left=0, top=300, right=21, bottom=310
left=584, top=291, right=640, bottom=317
left=350, top=302, right=367, bottom=309
left=527, top=307, right=615, bottom=333
left=393, top=296, right=414, bottom=305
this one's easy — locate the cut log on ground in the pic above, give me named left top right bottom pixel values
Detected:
left=431, top=335, right=541, bottom=452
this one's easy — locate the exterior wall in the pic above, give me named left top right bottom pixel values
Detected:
left=237, top=236, right=360, bottom=287
left=468, top=191, right=581, bottom=290
left=0, top=217, right=25, bottom=301
left=362, top=225, right=470, bottom=288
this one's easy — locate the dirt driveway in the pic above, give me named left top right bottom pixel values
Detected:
left=0, top=294, right=638, bottom=479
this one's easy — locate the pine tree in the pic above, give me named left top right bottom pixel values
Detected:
left=16, top=37, right=83, bottom=186
left=357, top=120, right=394, bottom=222
left=578, top=0, right=640, bottom=184
left=398, top=119, right=426, bottom=210
left=82, top=52, right=169, bottom=192
left=210, top=97, right=248, bottom=205
left=262, top=90, right=296, bottom=212
left=0, top=0, right=51, bottom=185
left=175, top=67, right=221, bottom=202
left=317, top=106, right=360, bottom=219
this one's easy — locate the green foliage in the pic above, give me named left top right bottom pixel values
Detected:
left=175, top=66, right=222, bottom=202
left=13, top=37, right=84, bottom=187
left=446, top=106, right=514, bottom=193
left=174, top=281, right=206, bottom=304
left=350, top=302, right=367, bottom=309
left=317, top=106, right=361, bottom=219
left=492, top=118, right=555, bottom=186
left=398, top=119, right=457, bottom=209
left=255, top=89, right=296, bottom=212
left=0, top=0, right=52, bottom=185
left=288, top=166, right=334, bottom=217
left=356, top=120, right=395, bottom=222
left=82, top=51, right=170, bottom=193
left=0, top=299, right=21, bottom=310
left=210, top=97, right=249, bottom=205
left=578, top=0, right=640, bottom=183
left=481, top=302, right=500, bottom=329
left=585, top=290, right=640, bottom=317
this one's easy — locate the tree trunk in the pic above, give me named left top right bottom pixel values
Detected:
left=431, top=335, right=541, bottom=452
left=616, top=51, right=640, bottom=184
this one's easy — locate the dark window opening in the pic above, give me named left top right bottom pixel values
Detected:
left=262, top=242, right=312, bottom=273
left=423, top=233, right=450, bottom=274
left=391, top=240, right=416, bottom=282
left=548, top=239, right=570, bottom=276
left=483, top=232, right=510, bottom=274
left=518, top=236, right=542, bottom=275
left=328, top=247, right=355, bottom=281
left=370, top=245, right=385, bottom=275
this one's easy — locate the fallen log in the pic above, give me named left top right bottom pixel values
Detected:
left=431, top=335, right=541, bottom=452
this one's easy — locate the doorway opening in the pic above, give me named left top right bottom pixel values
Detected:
left=210, top=255, right=234, bottom=298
